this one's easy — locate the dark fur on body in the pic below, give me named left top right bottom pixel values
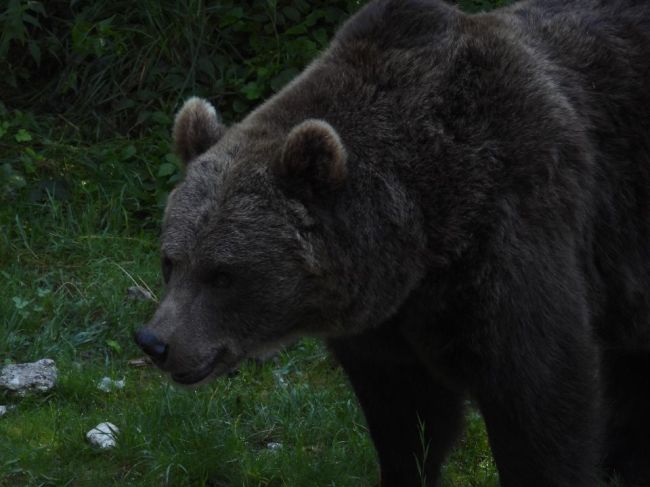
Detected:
left=138, top=1, right=650, bottom=485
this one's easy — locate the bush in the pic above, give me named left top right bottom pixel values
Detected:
left=1, top=0, right=364, bottom=136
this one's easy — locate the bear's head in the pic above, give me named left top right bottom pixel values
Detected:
left=135, top=97, right=355, bottom=385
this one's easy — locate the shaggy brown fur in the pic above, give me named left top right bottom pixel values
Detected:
left=136, top=1, right=650, bottom=485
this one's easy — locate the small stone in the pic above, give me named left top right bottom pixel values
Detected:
left=86, top=422, right=119, bottom=449
left=266, top=442, right=283, bottom=451
left=0, top=359, right=58, bottom=396
left=97, top=377, right=125, bottom=392
left=126, top=286, right=154, bottom=301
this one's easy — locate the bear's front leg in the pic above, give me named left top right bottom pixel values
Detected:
left=477, top=350, right=601, bottom=487
left=469, top=260, right=602, bottom=487
left=329, top=324, right=465, bottom=487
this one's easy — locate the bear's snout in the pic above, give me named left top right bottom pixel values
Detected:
left=134, top=328, right=169, bottom=365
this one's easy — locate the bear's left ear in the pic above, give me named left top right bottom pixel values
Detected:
left=273, top=119, right=347, bottom=199
left=173, top=97, right=226, bottom=165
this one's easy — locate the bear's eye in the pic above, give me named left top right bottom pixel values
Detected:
left=203, top=269, right=232, bottom=288
left=212, top=271, right=232, bottom=288
left=161, top=256, right=173, bottom=284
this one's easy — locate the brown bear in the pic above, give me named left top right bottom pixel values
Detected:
left=135, top=0, right=650, bottom=485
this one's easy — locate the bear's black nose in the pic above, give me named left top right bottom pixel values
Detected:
left=134, top=329, right=168, bottom=364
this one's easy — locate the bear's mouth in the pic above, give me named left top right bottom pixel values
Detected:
left=170, top=350, right=238, bottom=385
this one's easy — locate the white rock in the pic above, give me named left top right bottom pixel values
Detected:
left=126, top=286, right=154, bottom=301
left=0, top=405, right=15, bottom=417
left=0, top=359, right=58, bottom=396
left=267, top=442, right=283, bottom=451
left=86, top=422, right=119, bottom=449
left=97, top=377, right=125, bottom=392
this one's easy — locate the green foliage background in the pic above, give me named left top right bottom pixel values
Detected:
left=1, top=0, right=363, bottom=135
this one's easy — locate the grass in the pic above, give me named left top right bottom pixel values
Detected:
left=0, top=122, right=499, bottom=486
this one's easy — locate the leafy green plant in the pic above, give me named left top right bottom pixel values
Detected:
left=0, top=0, right=46, bottom=67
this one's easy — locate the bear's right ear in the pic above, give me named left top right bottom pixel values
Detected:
left=172, top=97, right=226, bottom=165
